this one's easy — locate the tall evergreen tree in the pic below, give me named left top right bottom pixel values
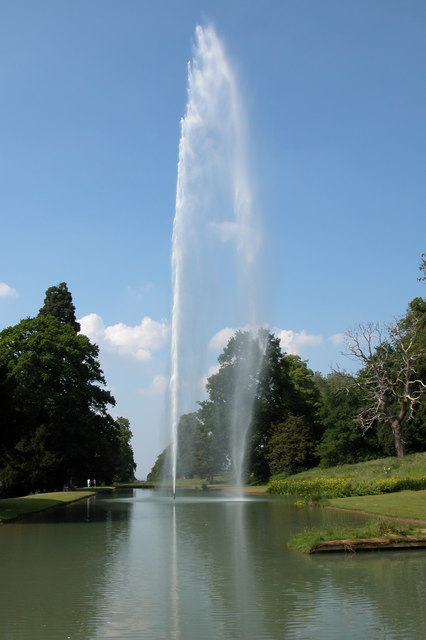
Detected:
left=0, top=284, right=138, bottom=496
left=0, top=314, right=118, bottom=495
left=39, top=282, right=80, bottom=332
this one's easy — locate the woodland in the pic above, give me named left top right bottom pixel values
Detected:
left=149, top=257, right=425, bottom=483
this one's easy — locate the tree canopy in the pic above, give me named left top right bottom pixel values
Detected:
left=151, top=329, right=325, bottom=484
left=0, top=284, right=136, bottom=496
left=149, top=267, right=425, bottom=483
left=337, top=298, right=425, bottom=458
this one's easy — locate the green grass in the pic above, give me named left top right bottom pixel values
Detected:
left=269, top=453, right=426, bottom=527
left=0, top=490, right=95, bottom=523
left=268, top=452, right=426, bottom=500
left=113, top=481, right=154, bottom=489
left=272, top=452, right=426, bottom=482
left=288, top=519, right=422, bottom=554
left=76, top=485, right=115, bottom=493
left=328, top=490, right=426, bottom=521
left=161, top=476, right=269, bottom=494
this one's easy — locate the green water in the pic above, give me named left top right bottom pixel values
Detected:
left=0, top=490, right=424, bottom=639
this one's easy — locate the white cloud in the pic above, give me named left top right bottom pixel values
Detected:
left=0, top=282, right=18, bottom=298
left=209, top=325, right=324, bottom=359
left=328, top=332, right=346, bottom=346
left=206, top=363, right=220, bottom=378
left=277, top=329, right=323, bottom=355
left=208, top=324, right=261, bottom=351
left=139, top=375, right=169, bottom=396
left=79, top=313, right=105, bottom=342
left=198, top=363, right=221, bottom=389
left=208, top=326, right=237, bottom=351
left=79, top=313, right=169, bottom=361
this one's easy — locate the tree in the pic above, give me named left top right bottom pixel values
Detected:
left=113, top=417, right=137, bottom=482
left=248, top=331, right=294, bottom=481
left=0, top=313, right=118, bottom=495
left=267, top=415, right=318, bottom=476
left=199, top=330, right=323, bottom=482
left=316, top=372, right=381, bottom=466
left=248, top=336, right=324, bottom=481
left=341, top=303, right=425, bottom=457
left=396, top=297, right=426, bottom=453
left=147, top=449, right=167, bottom=482
left=39, top=282, right=80, bottom=332
left=204, top=329, right=265, bottom=481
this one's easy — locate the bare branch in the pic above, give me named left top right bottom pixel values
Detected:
left=340, top=316, right=425, bottom=457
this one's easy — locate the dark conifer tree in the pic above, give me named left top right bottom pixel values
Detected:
left=39, top=282, right=81, bottom=332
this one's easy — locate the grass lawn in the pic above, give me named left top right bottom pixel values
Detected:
left=272, top=451, right=426, bottom=483
left=274, top=453, right=426, bottom=552
left=113, top=481, right=154, bottom=489
left=288, top=519, right=425, bottom=554
left=328, top=489, right=426, bottom=522
left=0, top=490, right=95, bottom=523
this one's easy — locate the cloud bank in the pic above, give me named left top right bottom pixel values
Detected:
left=209, top=325, right=325, bottom=358
left=79, top=313, right=169, bottom=361
left=277, top=329, right=323, bottom=355
left=208, top=326, right=237, bottom=351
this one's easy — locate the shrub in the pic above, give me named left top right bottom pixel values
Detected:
left=267, top=475, right=426, bottom=500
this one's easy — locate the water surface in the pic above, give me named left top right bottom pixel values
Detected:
left=0, top=490, right=424, bottom=639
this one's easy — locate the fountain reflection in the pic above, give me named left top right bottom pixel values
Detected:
left=2, top=491, right=425, bottom=639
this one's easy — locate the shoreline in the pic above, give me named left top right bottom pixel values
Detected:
left=0, top=490, right=96, bottom=524
left=2, top=485, right=425, bottom=530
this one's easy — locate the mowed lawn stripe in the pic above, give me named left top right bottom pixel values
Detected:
left=328, top=490, right=426, bottom=522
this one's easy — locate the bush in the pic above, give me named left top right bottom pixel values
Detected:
left=267, top=475, right=426, bottom=500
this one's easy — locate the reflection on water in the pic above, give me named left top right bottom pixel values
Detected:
left=0, top=490, right=424, bottom=639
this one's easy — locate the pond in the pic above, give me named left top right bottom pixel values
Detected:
left=0, top=489, right=425, bottom=639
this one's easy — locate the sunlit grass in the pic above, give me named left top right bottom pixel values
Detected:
left=288, top=519, right=422, bottom=554
left=272, top=452, right=426, bottom=482
left=328, top=490, right=426, bottom=521
left=113, top=481, right=154, bottom=489
left=0, top=490, right=94, bottom=523
left=268, top=453, right=426, bottom=500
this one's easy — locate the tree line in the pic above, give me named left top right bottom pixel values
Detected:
left=149, top=260, right=425, bottom=484
left=0, top=283, right=136, bottom=497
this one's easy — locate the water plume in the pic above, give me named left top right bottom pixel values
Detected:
left=170, top=25, right=262, bottom=497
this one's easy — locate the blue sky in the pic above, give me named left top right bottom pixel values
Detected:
left=1, top=1, right=425, bottom=478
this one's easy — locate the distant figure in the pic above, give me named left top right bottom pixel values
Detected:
left=92, top=479, right=96, bottom=487
left=87, top=479, right=91, bottom=487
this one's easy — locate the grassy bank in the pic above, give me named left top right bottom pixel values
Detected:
left=327, top=489, right=426, bottom=522
left=272, top=452, right=426, bottom=482
left=275, top=454, right=426, bottom=552
left=268, top=452, right=426, bottom=501
left=113, top=481, right=155, bottom=489
left=0, top=490, right=95, bottom=523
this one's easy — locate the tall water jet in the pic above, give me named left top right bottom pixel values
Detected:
left=170, top=25, right=262, bottom=497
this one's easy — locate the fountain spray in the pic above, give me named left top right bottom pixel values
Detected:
left=169, top=25, right=261, bottom=497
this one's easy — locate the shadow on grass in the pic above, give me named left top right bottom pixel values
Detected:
left=0, top=491, right=95, bottom=523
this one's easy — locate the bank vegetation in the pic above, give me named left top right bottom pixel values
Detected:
left=149, top=259, right=425, bottom=486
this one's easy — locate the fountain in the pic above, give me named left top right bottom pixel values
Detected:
left=169, top=25, right=262, bottom=497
